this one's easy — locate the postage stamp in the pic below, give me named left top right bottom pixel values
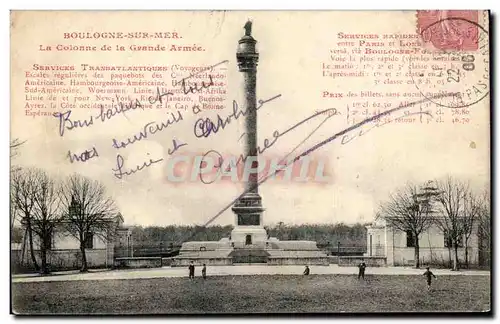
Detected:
left=416, top=10, right=480, bottom=52
left=410, top=11, right=489, bottom=108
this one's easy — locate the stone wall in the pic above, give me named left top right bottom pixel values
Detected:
left=338, top=256, right=387, bottom=267
left=11, top=248, right=109, bottom=272
left=392, top=247, right=479, bottom=267
left=114, top=257, right=163, bottom=268
left=180, top=241, right=231, bottom=251
left=275, top=241, right=319, bottom=251
left=162, top=257, right=173, bottom=267
left=327, top=256, right=338, bottom=264
left=171, top=257, right=232, bottom=267
left=267, top=257, right=329, bottom=266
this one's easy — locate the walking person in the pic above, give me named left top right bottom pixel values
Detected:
left=423, top=267, right=437, bottom=291
left=358, top=260, right=366, bottom=280
left=202, top=264, right=207, bottom=279
left=188, top=261, right=195, bottom=279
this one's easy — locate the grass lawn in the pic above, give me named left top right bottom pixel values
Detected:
left=12, top=274, right=490, bottom=314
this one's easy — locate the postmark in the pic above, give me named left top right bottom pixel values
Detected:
left=410, top=12, right=489, bottom=109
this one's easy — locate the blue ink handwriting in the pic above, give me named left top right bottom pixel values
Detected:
left=193, top=94, right=282, bottom=138
left=112, top=111, right=184, bottom=150
left=67, top=147, right=99, bottom=163
left=112, top=154, right=164, bottom=180
left=54, top=94, right=144, bottom=137
left=167, top=139, right=188, bottom=155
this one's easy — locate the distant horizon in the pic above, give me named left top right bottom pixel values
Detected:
left=120, top=220, right=372, bottom=227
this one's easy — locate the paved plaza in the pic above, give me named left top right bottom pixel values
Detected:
left=12, top=265, right=490, bottom=283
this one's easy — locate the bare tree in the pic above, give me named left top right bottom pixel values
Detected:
left=477, top=188, right=491, bottom=268
left=11, top=168, right=39, bottom=271
left=31, top=170, right=63, bottom=274
left=461, top=190, right=481, bottom=268
left=10, top=138, right=26, bottom=158
left=60, top=174, right=118, bottom=272
left=434, top=176, right=469, bottom=271
left=10, top=138, right=26, bottom=173
left=378, top=182, right=437, bottom=268
left=10, top=138, right=26, bottom=231
left=10, top=189, right=18, bottom=232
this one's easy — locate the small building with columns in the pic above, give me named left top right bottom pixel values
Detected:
left=11, top=214, right=128, bottom=272
left=365, top=217, right=483, bottom=267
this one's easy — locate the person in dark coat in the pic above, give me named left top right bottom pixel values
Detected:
left=303, top=265, right=310, bottom=275
left=202, top=264, right=207, bottom=279
left=188, top=261, right=195, bottom=279
left=358, top=260, right=366, bottom=280
left=423, top=267, right=437, bottom=291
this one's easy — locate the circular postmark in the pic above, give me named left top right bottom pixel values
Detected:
left=409, top=16, right=489, bottom=109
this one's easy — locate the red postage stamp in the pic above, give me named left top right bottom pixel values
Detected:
left=417, top=10, right=480, bottom=51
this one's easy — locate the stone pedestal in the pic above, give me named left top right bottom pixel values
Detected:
left=231, top=226, right=268, bottom=248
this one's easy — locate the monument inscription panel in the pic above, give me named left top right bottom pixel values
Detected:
left=238, top=214, right=260, bottom=226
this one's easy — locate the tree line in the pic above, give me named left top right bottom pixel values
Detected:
left=128, top=222, right=367, bottom=249
left=378, top=176, right=490, bottom=270
left=266, top=222, right=367, bottom=247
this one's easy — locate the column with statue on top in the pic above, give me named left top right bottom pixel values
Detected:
left=230, top=21, right=268, bottom=248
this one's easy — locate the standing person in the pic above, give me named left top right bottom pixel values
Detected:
left=202, top=264, right=207, bottom=279
left=303, top=265, right=310, bottom=275
left=423, top=267, right=437, bottom=291
left=188, top=261, right=195, bottom=279
left=358, top=260, right=367, bottom=280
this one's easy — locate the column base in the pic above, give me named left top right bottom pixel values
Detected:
left=231, top=226, right=268, bottom=248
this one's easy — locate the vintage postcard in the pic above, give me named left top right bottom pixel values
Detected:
left=10, top=10, right=491, bottom=314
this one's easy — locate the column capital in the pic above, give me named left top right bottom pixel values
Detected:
left=237, top=24, right=259, bottom=72
left=237, top=54, right=259, bottom=72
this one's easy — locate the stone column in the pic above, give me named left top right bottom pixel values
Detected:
left=231, top=21, right=267, bottom=246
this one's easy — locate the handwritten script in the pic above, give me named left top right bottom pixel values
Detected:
left=57, top=60, right=229, bottom=179
left=194, top=94, right=282, bottom=138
